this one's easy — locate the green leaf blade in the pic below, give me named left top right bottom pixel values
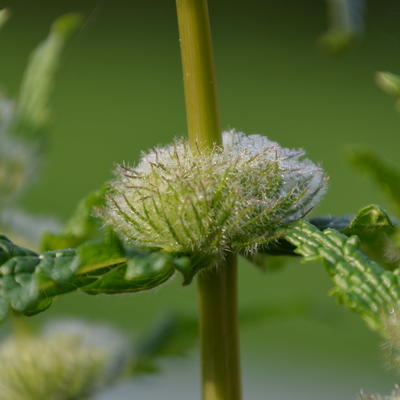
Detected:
left=282, top=220, right=400, bottom=331
left=0, top=233, right=183, bottom=320
left=13, top=13, right=81, bottom=138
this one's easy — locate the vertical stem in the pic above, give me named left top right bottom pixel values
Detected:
left=197, top=255, right=241, bottom=400
left=176, top=0, right=221, bottom=150
left=175, top=1, right=241, bottom=399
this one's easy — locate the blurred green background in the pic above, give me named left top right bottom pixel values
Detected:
left=1, top=0, right=400, bottom=398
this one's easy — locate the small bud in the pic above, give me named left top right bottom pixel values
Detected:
left=100, top=130, right=327, bottom=263
left=359, top=386, right=400, bottom=400
left=320, top=0, right=365, bottom=55
left=0, top=9, right=9, bottom=29
left=376, top=72, right=400, bottom=97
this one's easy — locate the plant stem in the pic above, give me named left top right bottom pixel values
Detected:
left=176, top=0, right=221, bottom=150
left=175, top=1, right=241, bottom=399
left=197, top=255, right=241, bottom=400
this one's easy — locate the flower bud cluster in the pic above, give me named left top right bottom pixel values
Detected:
left=100, top=130, right=327, bottom=261
left=0, top=319, right=130, bottom=400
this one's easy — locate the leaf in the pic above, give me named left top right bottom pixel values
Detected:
left=349, top=149, right=400, bottom=215
left=0, top=13, right=81, bottom=205
left=63, top=187, right=106, bottom=240
left=83, top=249, right=178, bottom=295
left=12, top=13, right=81, bottom=138
left=282, top=220, right=400, bottom=331
left=343, top=204, right=399, bottom=269
left=0, top=233, right=183, bottom=320
left=319, top=0, right=365, bottom=55
left=41, top=187, right=107, bottom=251
left=254, top=204, right=396, bottom=261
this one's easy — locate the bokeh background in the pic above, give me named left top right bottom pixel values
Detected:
left=1, top=0, right=400, bottom=398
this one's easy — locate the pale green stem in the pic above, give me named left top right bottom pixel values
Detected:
left=176, top=0, right=221, bottom=150
left=175, top=1, right=241, bottom=399
left=197, top=255, right=241, bottom=400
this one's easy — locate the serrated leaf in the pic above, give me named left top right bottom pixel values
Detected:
left=12, top=13, right=81, bottom=138
left=0, top=233, right=183, bottom=320
left=83, top=250, right=177, bottom=295
left=254, top=204, right=396, bottom=262
left=344, top=204, right=399, bottom=269
left=282, top=220, right=400, bottom=331
left=41, top=187, right=107, bottom=251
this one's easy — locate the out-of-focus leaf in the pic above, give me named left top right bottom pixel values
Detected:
left=41, top=187, right=106, bottom=251
left=320, top=0, right=365, bottom=54
left=282, top=220, right=400, bottom=332
left=13, top=13, right=81, bottom=138
left=0, top=9, right=9, bottom=29
left=0, top=233, right=186, bottom=321
left=349, top=150, right=400, bottom=215
left=0, top=13, right=80, bottom=206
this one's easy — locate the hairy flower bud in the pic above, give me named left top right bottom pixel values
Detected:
left=0, top=319, right=130, bottom=400
left=359, top=386, right=400, bottom=400
left=100, top=130, right=327, bottom=262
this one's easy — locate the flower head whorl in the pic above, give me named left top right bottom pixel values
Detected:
left=0, top=319, right=130, bottom=400
left=100, top=130, right=327, bottom=262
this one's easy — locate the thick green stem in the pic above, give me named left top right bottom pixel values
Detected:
left=197, top=255, right=241, bottom=400
left=175, top=1, right=241, bottom=399
left=176, top=0, right=221, bottom=150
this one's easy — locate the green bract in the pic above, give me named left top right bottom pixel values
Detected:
left=100, top=130, right=327, bottom=262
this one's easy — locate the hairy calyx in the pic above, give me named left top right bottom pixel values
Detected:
left=100, top=130, right=327, bottom=262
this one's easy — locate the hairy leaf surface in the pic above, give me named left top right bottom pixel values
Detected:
left=282, top=220, right=400, bottom=331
